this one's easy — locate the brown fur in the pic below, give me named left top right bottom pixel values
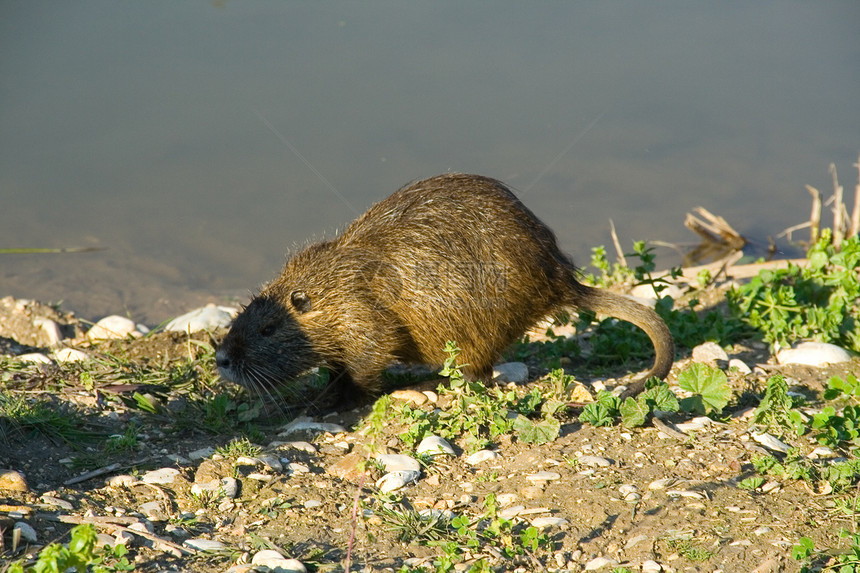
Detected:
left=216, top=173, right=674, bottom=401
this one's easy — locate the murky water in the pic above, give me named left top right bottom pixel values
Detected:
left=1, top=2, right=858, bottom=324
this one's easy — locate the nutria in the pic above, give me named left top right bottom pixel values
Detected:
left=216, top=173, right=674, bottom=403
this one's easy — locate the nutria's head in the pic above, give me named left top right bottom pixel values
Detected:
left=215, top=292, right=320, bottom=395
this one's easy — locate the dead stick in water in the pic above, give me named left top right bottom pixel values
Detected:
left=831, top=163, right=844, bottom=248
left=608, top=219, right=627, bottom=267
left=805, top=184, right=822, bottom=244
left=852, top=154, right=860, bottom=237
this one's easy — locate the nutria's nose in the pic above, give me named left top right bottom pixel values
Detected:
left=215, top=349, right=231, bottom=370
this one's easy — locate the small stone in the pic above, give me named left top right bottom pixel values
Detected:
left=283, top=441, right=318, bottom=453
left=327, top=451, right=370, bottom=482
left=531, top=516, right=569, bottom=528
left=692, top=341, right=729, bottom=363
left=641, top=560, right=663, bottom=573
left=776, top=341, right=852, bottom=366
left=164, top=305, right=237, bottom=333
left=40, top=495, right=73, bottom=510
left=577, top=455, right=612, bottom=467
left=53, top=348, right=89, bottom=363
left=520, top=486, right=544, bottom=499
left=14, top=522, right=38, bottom=542
left=376, top=454, right=421, bottom=473
left=252, top=549, right=287, bottom=565
left=188, top=447, right=216, bottom=461
left=728, top=358, right=752, bottom=374
left=0, top=469, right=29, bottom=492
left=87, top=315, right=140, bottom=340
left=33, top=318, right=62, bottom=346
left=303, top=499, right=322, bottom=509
left=584, top=556, right=618, bottom=570
left=96, top=533, right=116, bottom=548
left=279, top=417, right=347, bottom=437
left=808, top=446, right=836, bottom=459
left=16, top=352, right=52, bottom=364
left=140, top=501, right=169, bottom=521
left=751, top=432, right=791, bottom=453
left=390, top=389, right=428, bottom=406
left=141, top=467, right=180, bottom=485
left=465, top=450, right=500, bottom=465
left=376, top=470, right=421, bottom=493
left=496, top=493, right=518, bottom=506
left=618, top=484, right=639, bottom=496
left=416, top=436, right=455, bottom=456
left=648, top=478, right=677, bottom=490
left=674, top=416, right=714, bottom=433
left=257, top=454, right=284, bottom=472
left=183, top=538, right=227, bottom=551
left=761, top=480, right=781, bottom=494
left=499, top=505, right=525, bottom=520
left=492, top=362, right=529, bottom=383
left=525, top=471, right=561, bottom=485
left=106, top=474, right=139, bottom=488
left=753, top=526, right=771, bottom=536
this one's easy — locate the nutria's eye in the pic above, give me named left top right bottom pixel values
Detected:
left=260, top=323, right=277, bottom=337
left=290, top=290, right=312, bottom=313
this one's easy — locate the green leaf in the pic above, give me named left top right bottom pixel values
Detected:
left=513, top=414, right=560, bottom=444
left=579, top=402, right=615, bottom=427
left=620, top=396, right=649, bottom=428
left=676, top=363, right=731, bottom=415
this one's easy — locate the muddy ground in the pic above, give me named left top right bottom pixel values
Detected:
left=0, top=298, right=858, bottom=573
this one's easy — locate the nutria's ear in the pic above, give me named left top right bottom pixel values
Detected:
left=290, top=290, right=312, bottom=313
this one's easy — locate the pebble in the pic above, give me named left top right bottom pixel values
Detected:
left=808, top=446, right=836, bottom=459
left=499, top=505, right=525, bottom=520
left=41, top=495, right=74, bottom=510
left=281, top=441, right=318, bottom=453
left=0, top=469, right=29, bottom=492
left=188, top=447, right=216, bottom=461
left=53, top=348, right=90, bottom=363
left=140, top=501, right=169, bottom=521
left=630, top=282, right=683, bottom=301
left=492, top=362, right=529, bottom=383
left=416, top=436, right=455, bottom=456
left=376, top=454, right=421, bottom=473
left=279, top=418, right=347, bottom=437
left=86, top=315, right=143, bottom=340
left=776, top=341, right=852, bottom=366
left=184, top=538, right=228, bottom=551
left=377, top=470, right=421, bottom=493
left=141, top=467, right=180, bottom=485
left=648, top=478, right=677, bottom=490
left=525, top=471, right=561, bottom=485
left=577, top=455, right=612, bottom=467
left=391, top=389, right=429, bottom=406
left=496, top=493, right=518, bottom=506
left=164, top=304, right=238, bottom=333
left=106, top=474, right=139, bottom=488
left=584, top=556, right=618, bottom=570
left=13, top=522, right=38, bottom=543
left=642, top=560, right=663, bottom=573
left=251, top=550, right=307, bottom=572
left=16, top=352, right=52, bottom=364
left=729, top=358, right=752, bottom=374
left=692, top=341, right=729, bottom=363
left=33, top=317, right=62, bottom=346
left=465, top=449, right=500, bottom=465
left=531, top=516, right=569, bottom=528
left=303, top=500, right=322, bottom=509
left=751, top=432, right=790, bottom=453
left=674, top=416, right=714, bottom=433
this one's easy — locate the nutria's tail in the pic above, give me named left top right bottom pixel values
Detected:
left=574, top=284, right=675, bottom=397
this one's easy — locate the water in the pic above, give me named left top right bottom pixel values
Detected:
left=1, top=2, right=858, bottom=324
